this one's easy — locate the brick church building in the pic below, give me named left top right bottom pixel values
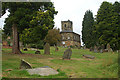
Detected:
left=60, top=20, right=81, bottom=47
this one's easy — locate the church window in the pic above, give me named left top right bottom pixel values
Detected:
left=74, top=36, right=76, bottom=39
left=64, top=24, right=66, bottom=27
left=62, top=36, right=65, bottom=39
left=62, top=41, right=65, bottom=44
left=68, top=36, right=70, bottom=39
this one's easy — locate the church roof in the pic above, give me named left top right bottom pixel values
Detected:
left=60, top=30, right=80, bottom=36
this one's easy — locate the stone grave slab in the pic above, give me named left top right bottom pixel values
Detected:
left=27, top=67, right=59, bottom=76
left=83, top=55, right=95, bottom=59
left=35, top=51, right=41, bottom=54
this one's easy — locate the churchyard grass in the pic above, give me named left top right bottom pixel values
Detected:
left=2, top=47, right=118, bottom=78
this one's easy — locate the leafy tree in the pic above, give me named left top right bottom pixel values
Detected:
left=20, top=3, right=57, bottom=47
left=95, top=1, right=120, bottom=50
left=44, top=28, right=61, bottom=46
left=2, top=2, right=57, bottom=54
left=82, top=10, right=94, bottom=48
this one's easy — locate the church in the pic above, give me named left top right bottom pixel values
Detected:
left=60, top=20, right=81, bottom=47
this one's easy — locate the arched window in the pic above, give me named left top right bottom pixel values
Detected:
left=68, top=36, right=70, bottom=39
left=64, top=24, right=66, bottom=27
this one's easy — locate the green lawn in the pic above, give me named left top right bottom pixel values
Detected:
left=2, top=47, right=118, bottom=78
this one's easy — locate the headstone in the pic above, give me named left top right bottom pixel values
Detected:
left=89, top=47, right=94, bottom=51
left=35, top=51, right=41, bottom=54
left=83, top=55, right=95, bottom=59
left=100, top=49, right=103, bottom=53
left=118, top=50, right=120, bottom=53
left=20, top=59, right=32, bottom=69
left=94, top=45, right=98, bottom=53
left=107, top=43, right=111, bottom=52
left=117, top=50, right=120, bottom=53
left=62, top=48, right=72, bottom=60
left=83, top=46, right=86, bottom=49
left=44, top=43, right=50, bottom=54
left=109, top=48, right=113, bottom=52
left=55, top=46, right=59, bottom=51
left=99, top=44, right=105, bottom=53
left=103, top=49, right=108, bottom=52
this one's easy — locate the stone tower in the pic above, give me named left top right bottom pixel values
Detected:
left=61, top=20, right=73, bottom=31
left=60, top=20, right=81, bottom=47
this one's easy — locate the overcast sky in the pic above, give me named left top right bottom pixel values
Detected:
left=0, top=0, right=119, bottom=43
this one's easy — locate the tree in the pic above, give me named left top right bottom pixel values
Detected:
left=44, top=28, right=61, bottom=46
left=20, top=2, right=58, bottom=48
left=2, top=2, right=57, bottom=54
left=82, top=10, right=94, bottom=48
left=95, top=1, right=120, bottom=50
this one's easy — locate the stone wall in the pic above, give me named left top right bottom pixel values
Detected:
left=61, top=32, right=80, bottom=42
left=60, top=32, right=81, bottom=47
left=61, top=41, right=81, bottom=47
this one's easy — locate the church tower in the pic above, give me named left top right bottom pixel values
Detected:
left=61, top=20, right=73, bottom=31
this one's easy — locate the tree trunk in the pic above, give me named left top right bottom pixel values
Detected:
left=12, top=24, right=22, bottom=54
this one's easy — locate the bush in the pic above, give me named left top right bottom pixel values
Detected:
left=29, top=40, right=44, bottom=49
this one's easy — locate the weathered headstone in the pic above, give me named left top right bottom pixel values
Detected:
left=63, top=48, right=72, bottom=59
left=118, top=50, right=120, bottom=53
left=55, top=46, right=59, bottom=51
left=20, top=59, right=32, bottom=69
left=44, top=43, right=50, bottom=54
left=99, top=44, right=105, bottom=53
left=117, top=50, right=120, bottom=53
left=100, top=49, right=103, bottom=53
left=89, top=47, right=94, bottom=51
left=110, top=48, right=113, bottom=52
left=83, top=46, right=86, bottom=49
left=94, top=45, right=98, bottom=53
left=103, top=49, right=108, bottom=52
left=83, top=55, right=95, bottom=59
left=35, top=51, right=41, bottom=54
left=107, top=43, right=110, bottom=52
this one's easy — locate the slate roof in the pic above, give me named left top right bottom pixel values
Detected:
left=60, top=30, right=80, bottom=36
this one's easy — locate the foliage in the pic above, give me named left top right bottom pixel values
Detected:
left=2, top=2, right=57, bottom=49
left=44, top=28, right=61, bottom=46
left=2, top=2, right=44, bottom=35
left=82, top=10, right=94, bottom=48
left=95, top=1, right=120, bottom=50
left=20, top=2, right=58, bottom=46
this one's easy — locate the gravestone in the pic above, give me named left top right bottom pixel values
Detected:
left=99, top=44, right=104, bottom=53
left=118, top=50, right=120, bottom=53
left=100, top=49, right=103, bottom=53
left=89, top=47, right=94, bottom=51
left=44, top=43, right=50, bottom=54
left=107, top=43, right=110, bottom=52
left=94, top=45, right=98, bottom=53
left=107, top=43, right=113, bottom=52
left=35, top=51, right=41, bottom=54
left=117, top=50, right=120, bottom=53
left=83, top=46, right=86, bottom=49
left=103, top=49, right=108, bottom=52
left=63, top=48, right=72, bottom=60
left=83, top=55, right=95, bottom=59
left=55, top=46, right=59, bottom=51
left=20, top=59, right=32, bottom=69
